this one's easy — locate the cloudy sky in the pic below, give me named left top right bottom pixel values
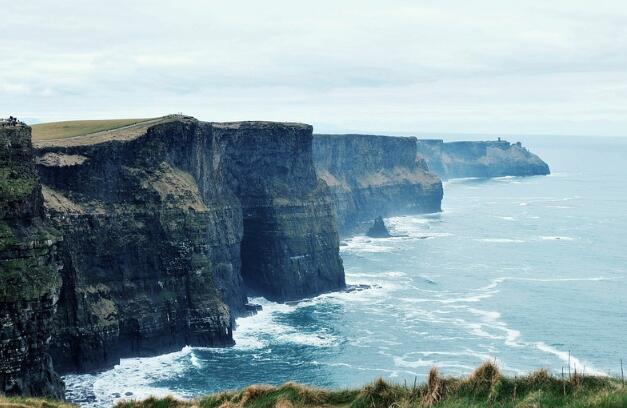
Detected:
left=1, top=0, right=626, bottom=136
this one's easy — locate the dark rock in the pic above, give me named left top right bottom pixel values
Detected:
left=0, top=125, right=64, bottom=398
left=38, top=119, right=241, bottom=373
left=366, top=216, right=391, bottom=238
left=212, top=122, right=345, bottom=302
left=33, top=117, right=344, bottom=374
left=344, top=284, right=371, bottom=292
left=313, top=134, right=443, bottom=234
left=415, top=139, right=550, bottom=180
left=243, top=303, right=263, bottom=316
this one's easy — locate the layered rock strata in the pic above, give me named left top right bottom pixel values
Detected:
left=0, top=124, right=64, bottom=397
left=415, top=139, right=550, bottom=179
left=34, top=118, right=344, bottom=374
left=212, top=123, right=344, bottom=301
left=313, top=134, right=443, bottom=233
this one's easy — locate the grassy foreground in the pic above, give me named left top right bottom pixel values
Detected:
left=0, top=395, right=74, bottom=408
left=31, top=118, right=153, bottom=141
left=114, top=362, right=626, bottom=408
left=1, top=363, right=624, bottom=408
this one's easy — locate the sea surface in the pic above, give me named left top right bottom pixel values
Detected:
left=64, top=135, right=627, bottom=407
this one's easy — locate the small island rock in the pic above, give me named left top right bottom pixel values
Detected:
left=367, top=216, right=391, bottom=238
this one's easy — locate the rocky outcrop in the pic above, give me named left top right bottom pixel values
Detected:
left=415, top=139, right=550, bottom=179
left=0, top=124, right=64, bottom=397
left=34, top=118, right=344, bottom=374
left=366, top=217, right=391, bottom=238
left=313, top=134, right=443, bottom=233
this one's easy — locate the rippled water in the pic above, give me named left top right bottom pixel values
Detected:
left=65, top=135, right=627, bottom=407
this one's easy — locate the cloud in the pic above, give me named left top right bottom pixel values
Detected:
left=1, top=0, right=626, bottom=136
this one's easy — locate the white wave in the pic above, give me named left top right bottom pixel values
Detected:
left=346, top=271, right=407, bottom=279
left=495, top=216, right=516, bottom=221
left=190, top=350, right=203, bottom=368
left=534, top=342, right=606, bottom=376
left=477, top=238, right=525, bottom=243
left=399, top=291, right=496, bottom=304
left=393, top=356, right=435, bottom=368
left=394, top=355, right=479, bottom=373
left=340, top=236, right=395, bottom=253
left=467, top=308, right=522, bottom=348
left=233, top=297, right=338, bottom=349
left=479, top=276, right=618, bottom=294
left=65, top=347, right=194, bottom=408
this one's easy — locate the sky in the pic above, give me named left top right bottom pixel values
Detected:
left=1, top=0, right=626, bottom=136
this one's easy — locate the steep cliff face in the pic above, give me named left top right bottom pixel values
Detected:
left=313, top=134, right=443, bottom=233
left=415, top=139, right=550, bottom=179
left=213, top=123, right=344, bottom=301
left=33, top=118, right=344, bottom=374
left=0, top=124, right=64, bottom=397
left=37, top=119, right=241, bottom=373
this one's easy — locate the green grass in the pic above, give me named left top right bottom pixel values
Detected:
left=0, top=167, right=37, bottom=203
left=31, top=118, right=154, bottom=141
left=0, top=395, right=74, bottom=408
left=113, top=362, right=627, bottom=408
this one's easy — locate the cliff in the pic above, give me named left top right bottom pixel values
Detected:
left=211, top=123, right=344, bottom=301
left=415, top=139, right=550, bottom=179
left=0, top=124, right=64, bottom=397
left=313, top=134, right=443, bottom=233
left=33, top=117, right=344, bottom=374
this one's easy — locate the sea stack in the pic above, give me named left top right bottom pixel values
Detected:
left=367, top=216, right=391, bottom=238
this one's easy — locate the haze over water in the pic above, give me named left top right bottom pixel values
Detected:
left=65, top=135, right=627, bottom=407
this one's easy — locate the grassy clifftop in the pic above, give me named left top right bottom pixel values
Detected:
left=31, top=116, right=191, bottom=147
left=31, top=118, right=152, bottom=141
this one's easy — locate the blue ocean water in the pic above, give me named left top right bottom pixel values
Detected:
left=65, top=136, right=627, bottom=407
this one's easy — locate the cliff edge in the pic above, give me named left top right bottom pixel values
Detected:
left=0, top=123, right=64, bottom=397
left=415, top=139, right=550, bottom=179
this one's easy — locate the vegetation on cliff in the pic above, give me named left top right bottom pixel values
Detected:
left=108, top=362, right=625, bottom=408
left=31, top=118, right=153, bottom=141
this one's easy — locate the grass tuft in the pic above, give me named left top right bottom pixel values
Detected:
left=422, top=367, right=443, bottom=407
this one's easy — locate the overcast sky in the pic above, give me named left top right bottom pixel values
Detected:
left=1, top=1, right=626, bottom=136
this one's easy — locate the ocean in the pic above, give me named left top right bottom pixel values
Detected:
left=64, top=135, right=627, bottom=407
